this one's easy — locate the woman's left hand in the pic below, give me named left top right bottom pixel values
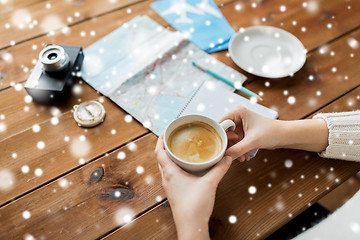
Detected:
left=155, top=132, right=232, bottom=240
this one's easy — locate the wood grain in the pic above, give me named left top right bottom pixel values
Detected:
left=0, top=95, right=147, bottom=205
left=0, top=0, right=149, bottom=49
left=241, top=27, right=360, bottom=120
left=0, top=0, right=46, bottom=15
left=103, top=86, right=360, bottom=240
left=0, top=0, right=233, bottom=204
left=1, top=0, right=360, bottom=239
left=0, top=0, right=234, bottom=90
left=0, top=80, right=104, bottom=142
left=2, top=0, right=360, bottom=90
left=104, top=202, right=177, bottom=240
left=0, top=134, right=165, bottom=240
left=212, top=0, right=360, bottom=80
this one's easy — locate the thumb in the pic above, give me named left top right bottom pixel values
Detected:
left=225, top=137, right=254, bottom=160
left=203, top=156, right=232, bottom=186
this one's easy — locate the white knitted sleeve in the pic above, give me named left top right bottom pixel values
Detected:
left=312, top=111, right=360, bottom=161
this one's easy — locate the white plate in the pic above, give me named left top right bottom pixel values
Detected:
left=229, top=26, right=306, bottom=78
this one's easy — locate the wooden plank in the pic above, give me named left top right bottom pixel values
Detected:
left=212, top=0, right=360, bottom=81
left=1, top=0, right=359, bottom=239
left=0, top=0, right=167, bottom=90
left=104, top=202, right=177, bottom=240
left=0, top=0, right=234, bottom=90
left=242, top=27, right=360, bottom=120
left=0, top=80, right=103, bottom=142
left=318, top=176, right=360, bottom=212
left=0, top=95, right=147, bottom=205
left=103, top=86, right=360, bottom=240
left=0, top=134, right=165, bottom=240
left=0, top=0, right=149, bottom=49
left=0, top=0, right=46, bottom=15
left=0, top=0, right=234, bottom=207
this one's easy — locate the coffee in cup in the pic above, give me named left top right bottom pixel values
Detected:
left=168, top=121, right=222, bottom=163
left=164, top=115, right=235, bottom=173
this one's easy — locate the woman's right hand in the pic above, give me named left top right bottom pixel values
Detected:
left=219, top=105, right=329, bottom=161
left=219, top=105, right=283, bottom=161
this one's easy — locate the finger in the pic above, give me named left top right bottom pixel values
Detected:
left=245, top=153, right=251, bottom=161
left=203, top=156, right=232, bottom=186
left=227, top=131, right=239, bottom=141
left=155, top=132, right=178, bottom=171
left=155, top=131, right=165, bottom=152
left=225, top=137, right=254, bottom=160
left=158, top=164, right=164, bottom=179
left=218, top=105, right=246, bottom=124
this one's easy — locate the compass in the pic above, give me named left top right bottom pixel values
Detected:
left=73, top=101, right=105, bottom=127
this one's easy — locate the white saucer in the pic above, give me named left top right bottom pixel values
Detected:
left=229, top=26, right=306, bottom=78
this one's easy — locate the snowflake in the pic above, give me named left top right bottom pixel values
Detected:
left=350, top=222, right=360, bottom=233
left=136, top=166, right=144, bottom=174
left=347, top=38, right=359, bottom=49
left=51, top=117, right=59, bottom=125
left=59, top=179, right=69, bottom=189
left=21, top=165, right=30, bottom=174
left=196, top=103, right=205, bottom=112
left=37, top=141, right=45, bottom=149
left=228, top=215, right=237, bottom=224
left=284, top=159, right=293, bottom=168
left=70, top=137, right=90, bottom=157
left=0, top=169, right=15, bottom=190
left=124, top=115, right=133, bottom=123
left=248, top=186, right=257, bottom=195
left=35, top=168, right=43, bottom=176
left=22, top=210, right=31, bottom=219
left=24, top=234, right=35, bottom=240
left=287, top=96, right=296, bottom=104
left=117, top=151, right=126, bottom=160
left=114, top=208, right=133, bottom=225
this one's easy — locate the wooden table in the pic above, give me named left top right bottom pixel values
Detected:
left=1, top=0, right=360, bottom=239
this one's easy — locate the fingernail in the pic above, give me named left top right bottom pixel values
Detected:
left=225, top=156, right=232, bottom=166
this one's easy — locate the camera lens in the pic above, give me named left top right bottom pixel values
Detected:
left=48, top=53, right=58, bottom=60
left=39, top=45, right=70, bottom=73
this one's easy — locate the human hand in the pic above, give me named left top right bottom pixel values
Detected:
left=219, top=106, right=329, bottom=161
left=219, top=105, right=282, bottom=161
left=155, top=132, right=232, bottom=240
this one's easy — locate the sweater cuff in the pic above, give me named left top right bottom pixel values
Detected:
left=312, top=111, right=360, bottom=161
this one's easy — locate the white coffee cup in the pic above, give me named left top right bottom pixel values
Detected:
left=164, top=115, right=236, bottom=173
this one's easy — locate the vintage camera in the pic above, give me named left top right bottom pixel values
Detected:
left=25, top=44, right=84, bottom=103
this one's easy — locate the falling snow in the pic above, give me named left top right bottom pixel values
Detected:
left=21, top=165, right=30, bottom=174
left=37, top=141, right=45, bottom=149
left=114, top=208, right=133, bottom=225
left=136, top=166, right=144, bottom=174
left=287, top=96, right=296, bottom=104
left=284, top=159, right=293, bottom=168
left=58, top=179, right=69, bottom=189
left=35, top=168, right=43, bottom=176
left=0, top=169, right=15, bottom=191
left=117, top=151, right=126, bottom=160
left=248, top=186, right=257, bottom=195
left=228, top=215, right=237, bottom=224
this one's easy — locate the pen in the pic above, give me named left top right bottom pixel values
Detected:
left=192, top=61, right=264, bottom=102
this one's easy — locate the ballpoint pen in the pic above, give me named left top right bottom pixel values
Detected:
left=192, top=61, right=264, bottom=102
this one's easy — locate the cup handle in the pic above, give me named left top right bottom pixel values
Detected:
left=220, top=119, right=236, bottom=132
